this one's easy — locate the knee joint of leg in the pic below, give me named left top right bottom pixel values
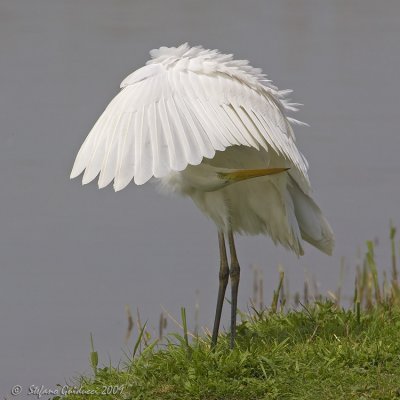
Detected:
left=219, top=267, right=229, bottom=282
left=230, top=262, right=240, bottom=281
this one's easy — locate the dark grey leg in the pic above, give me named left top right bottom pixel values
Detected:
left=228, top=229, right=240, bottom=349
left=211, top=231, right=229, bottom=348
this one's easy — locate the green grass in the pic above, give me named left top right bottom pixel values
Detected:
left=55, top=226, right=400, bottom=400
left=57, top=303, right=400, bottom=400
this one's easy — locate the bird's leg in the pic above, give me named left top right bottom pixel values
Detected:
left=211, top=231, right=229, bottom=348
left=228, top=228, right=240, bottom=349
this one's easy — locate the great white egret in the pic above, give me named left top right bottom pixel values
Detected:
left=70, top=43, right=334, bottom=348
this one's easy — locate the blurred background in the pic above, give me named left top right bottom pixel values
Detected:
left=1, top=0, right=399, bottom=394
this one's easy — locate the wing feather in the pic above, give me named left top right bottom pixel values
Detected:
left=134, top=106, right=153, bottom=185
left=98, top=91, right=134, bottom=188
left=221, top=104, right=257, bottom=148
left=231, top=104, right=265, bottom=149
left=71, top=93, right=122, bottom=180
left=195, top=75, right=239, bottom=146
left=173, top=95, right=215, bottom=158
left=167, top=97, right=202, bottom=165
left=97, top=113, right=125, bottom=189
left=82, top=113, right=117, bottom=184
left=181, top=72, right=228, bottom=150
left=71, top=51, right=309, bottom=189
left=157, top=97, right=184, bottom=171
left=114, top=112, right=136, bottom=191
left=208, top=101, right=244, bottom=146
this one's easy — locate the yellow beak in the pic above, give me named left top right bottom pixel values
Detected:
left=218, top=167, right=290, bottom=183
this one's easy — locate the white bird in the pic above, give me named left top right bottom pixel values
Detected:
left=70, top=43, right=334, bottom=348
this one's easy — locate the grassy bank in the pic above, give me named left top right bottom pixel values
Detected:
left=58, top=303, right=400, bottom=400
left=56, top=227, right=400, bottom=400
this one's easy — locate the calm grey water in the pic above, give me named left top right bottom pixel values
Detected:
left=1, top=0, right=399, bottom=395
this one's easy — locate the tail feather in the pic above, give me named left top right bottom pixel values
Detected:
left=288, top=177, right=334, bottom=255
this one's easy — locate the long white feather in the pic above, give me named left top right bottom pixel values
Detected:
left=71, top=43, right=309, bottom=189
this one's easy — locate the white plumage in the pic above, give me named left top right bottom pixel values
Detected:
left=71, top=43, right=333, bottom=255
left=70, top=43, right=334, bottom=347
